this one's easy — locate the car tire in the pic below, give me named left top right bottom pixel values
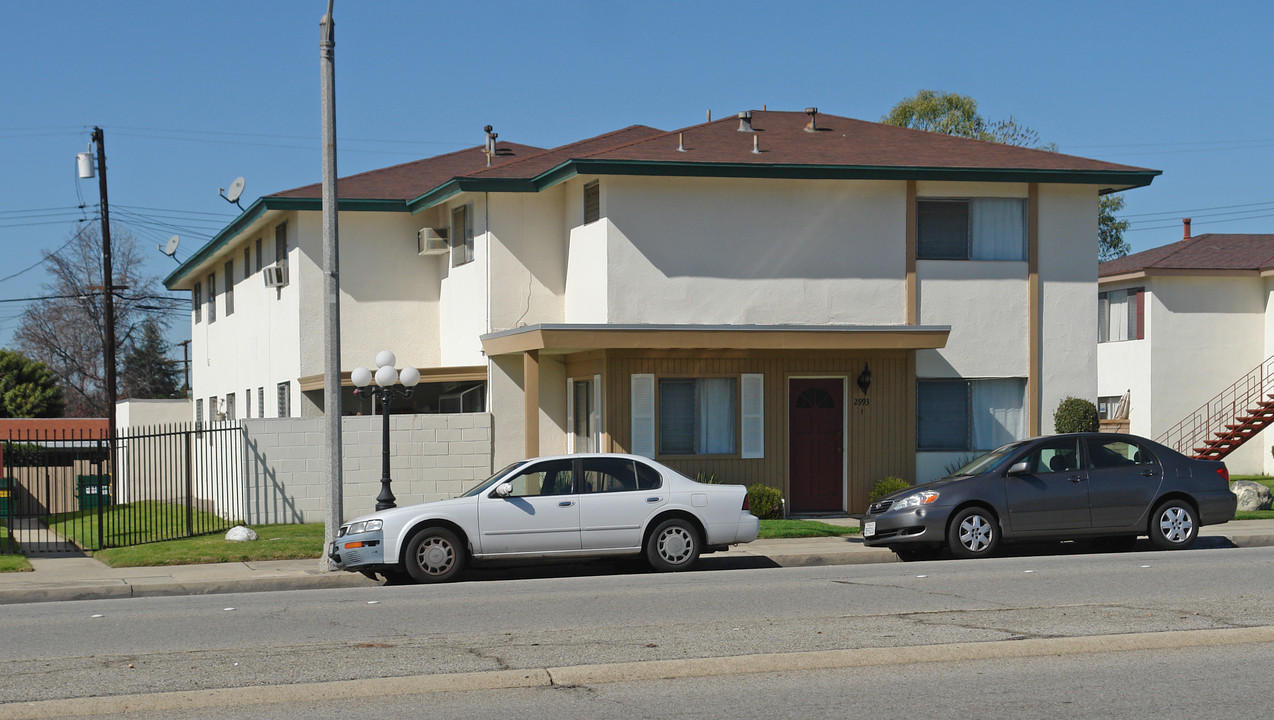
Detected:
left=646, top=518, right=700, bottom=572
left=404, top=527, right=466, bottom=583
left=947, top=507, right=999, bottom=559
left=1149, top=499, right=1198, bottom=550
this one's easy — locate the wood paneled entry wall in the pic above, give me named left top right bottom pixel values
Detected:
left=566, top=349, right=915, bottom=514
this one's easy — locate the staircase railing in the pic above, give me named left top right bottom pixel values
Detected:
left=1156, top=354, right=1274, bottom=458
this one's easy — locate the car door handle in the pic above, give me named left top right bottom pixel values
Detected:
left=558, top=501, right=575, bottom=508
left=1141, top=469, right=1158, bottom=477
left=646, top=497, right=662, bottom=503
left=1069, top=476, right=1086, bottom=483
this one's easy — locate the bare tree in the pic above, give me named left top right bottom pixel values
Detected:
left=15, top=225, right=171, bottom=417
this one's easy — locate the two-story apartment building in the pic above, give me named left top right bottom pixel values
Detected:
left=1098, top=222, right=1274, bottom=474
left=165, top=109, right=1158, bottom=513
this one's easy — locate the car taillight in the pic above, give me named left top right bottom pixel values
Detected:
left=742, top=493, right=750, bottom=512
left=1217, top=465, right=1230, bottom=483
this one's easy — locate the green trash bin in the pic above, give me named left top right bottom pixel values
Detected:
left=76, top=475, right=111, bottom=510
left=0, top=477, right=12, bottom=518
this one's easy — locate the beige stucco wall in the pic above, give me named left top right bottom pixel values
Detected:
left=602, top=176, right=908, bottom=325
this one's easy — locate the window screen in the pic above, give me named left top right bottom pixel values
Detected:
left=917, top=200, right=969, bottom=260
left=583, top=180, right=600, bottom=224
left=917, top=380, right=970, bottom=450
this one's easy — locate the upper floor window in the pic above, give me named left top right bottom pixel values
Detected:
left=206, top=272, right=216, bottom=322
left=255, top=237, right=263, bottom=272
left=451, top=204, right=474, bottom=266
left=192, top=282, right=202, bottom=323
left=277, top=381, right=291, bottom=418
left=275, top=223, right=288, bottom=265
left=224, top=260, right=235, bottom=316
left=243, top=246, right=251, bottom=278
left=1099, top=288, right=1144, bottom=342
left=583, top=180, right=600, bottom=224
left=917, top=198, right=1026, bottom=261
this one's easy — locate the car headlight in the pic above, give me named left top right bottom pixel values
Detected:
left=893, top=491, right=939, bottom=509
left=344, top=519, right=383, bottom=535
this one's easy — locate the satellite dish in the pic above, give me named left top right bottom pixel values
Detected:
left=219, top=176, right=246, bottom=210
left=158, top=235, right=181, bottom=263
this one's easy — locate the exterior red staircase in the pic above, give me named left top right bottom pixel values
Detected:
left=1157, top=355, right=1274, bottom=460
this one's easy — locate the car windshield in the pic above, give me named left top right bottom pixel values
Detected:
left=949, top=442, right=1025, bottom=477
left=460, top=462, right=524, bottom=497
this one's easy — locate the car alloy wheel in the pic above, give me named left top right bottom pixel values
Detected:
left=948, top=507, right=999, bottom=559
left=1149, top=500, right=1198, bottom=550
left=646, top=518, right=700, bottom=572
left=405, top=527, right=466, bottom=583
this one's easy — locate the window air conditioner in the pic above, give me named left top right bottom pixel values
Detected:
left=418, top=227, right=449, bottom=255
left=263, top=263, right=289, bottom=288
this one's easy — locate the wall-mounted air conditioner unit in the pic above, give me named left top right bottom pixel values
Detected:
left=418, top=227, right=448, bottom=255
left=263, top=263, right=289, bottom=288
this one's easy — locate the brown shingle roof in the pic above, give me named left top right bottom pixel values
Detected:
left=1100, top=234, right=1274, bottom=276
left=268, top=142, right=546, bottom=201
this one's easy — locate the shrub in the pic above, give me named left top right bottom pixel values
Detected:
left=869, top=476, right=912, bottom=503
left=746, top=483, right=784, bottom=519
left=1054, top=396, right=1099, bottom=433
left=695, top=471, right=720, bottom=484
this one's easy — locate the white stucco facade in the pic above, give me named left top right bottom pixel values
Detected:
left=1098, top=271, right=1273, bottom=474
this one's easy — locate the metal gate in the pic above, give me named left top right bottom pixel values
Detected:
left=1, top=423, right=242, bottom=555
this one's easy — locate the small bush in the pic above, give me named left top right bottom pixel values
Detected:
left=746, top=483, right=784, bottom=519
left=869, top=476, right=912, bottom=503
left=695, top=471, right=721, bottom=484
left=1054, top=396, right=1099, bottom=433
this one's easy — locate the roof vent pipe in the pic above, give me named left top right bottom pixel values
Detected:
left=484, top=125, right=498, bottom=167
left=805, top=107, right=819, bottom=132
left=737, top=111, right=754, bottom=132
left=752, top=135, right=760, bottom=154
left=677, top=132, right=686, bottom=152
left=1183, top=218, right=1192, bottom=240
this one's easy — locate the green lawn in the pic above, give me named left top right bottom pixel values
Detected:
left=46, top=500, right=230, bottom=551
left=93, top=523, right=326, bottom=568
left=1231, top=475, right=1274, bottom=520
left=0, top=525, right=33, bottom=572
left=758, top=519, right=859, bottom=539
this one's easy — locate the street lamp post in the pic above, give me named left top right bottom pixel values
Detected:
left=352, top=350, right=420, bottom=511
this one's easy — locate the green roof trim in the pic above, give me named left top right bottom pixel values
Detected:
left=405, top=158, right=1161, bottom=211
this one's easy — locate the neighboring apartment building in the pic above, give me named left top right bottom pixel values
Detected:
left=1098, top=222, right=1274, bottom=475
left=165, top=109, right=1158, bottom=512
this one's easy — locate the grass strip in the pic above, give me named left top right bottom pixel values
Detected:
left=46, top=500, right=230, bottom=550
left=758, top=519, right=859, bottom=539
left=92, top=523, right=325, bottom=568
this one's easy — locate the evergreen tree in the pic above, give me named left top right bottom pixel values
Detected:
left=121, top=319, right=184, bottom=400
left=0, top=349, right=65, bottom=418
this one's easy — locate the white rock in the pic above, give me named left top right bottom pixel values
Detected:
left=225, top=525, right=259, bottom=542
left=1230, top=481, right=1273, bottom=512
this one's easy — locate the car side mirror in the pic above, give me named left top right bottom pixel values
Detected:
left=1006, top=461, right=1030, bottom=476
left=494, top=483, right=513, bottom=498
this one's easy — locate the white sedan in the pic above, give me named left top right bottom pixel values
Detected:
left=329, top=454, right=761, bottom=583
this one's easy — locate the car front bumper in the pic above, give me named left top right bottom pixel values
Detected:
left=328, top=530, right=386, bottom=571
left=860, top=506, right=951, bottom=547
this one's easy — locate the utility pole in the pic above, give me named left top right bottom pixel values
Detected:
left=320, top=0, right=344, bottom=570
left=92, top=127, right=119, bottom=471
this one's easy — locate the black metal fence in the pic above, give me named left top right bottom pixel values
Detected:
left=1, top=422, right=242, bottom=555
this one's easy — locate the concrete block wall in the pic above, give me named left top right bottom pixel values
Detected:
left=240, top=414, right=494, bottom=524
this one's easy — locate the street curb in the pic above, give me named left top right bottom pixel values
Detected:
left=0, top=528, right=1270, bottom=605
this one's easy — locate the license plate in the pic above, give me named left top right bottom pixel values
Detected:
left=864, top=521, right=876, bottom=537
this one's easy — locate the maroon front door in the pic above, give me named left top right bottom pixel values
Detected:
left=789, top=378, right=844, bottom=513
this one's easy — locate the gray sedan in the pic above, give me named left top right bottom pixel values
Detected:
left=861, top=433, right=1236, bottom=560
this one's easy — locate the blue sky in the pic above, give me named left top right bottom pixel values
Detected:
left=2, top=0, right=1271, bottom=350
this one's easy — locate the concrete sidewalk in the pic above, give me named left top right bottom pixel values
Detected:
left=2, top=519, right=1272, bottom=606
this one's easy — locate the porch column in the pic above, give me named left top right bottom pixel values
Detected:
left=524, top=350, right=539, bottom=458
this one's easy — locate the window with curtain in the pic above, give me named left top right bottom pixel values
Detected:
left=658, top=378, right=737, bottom=455
left=918, top=378, right=1027, bottom=451
left=1098, top=288, right=1144, bottom=342
left=918, top=198, right=1026, bottom=261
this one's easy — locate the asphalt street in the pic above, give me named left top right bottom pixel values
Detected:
left=2, top=545, right=1272, bottom=718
